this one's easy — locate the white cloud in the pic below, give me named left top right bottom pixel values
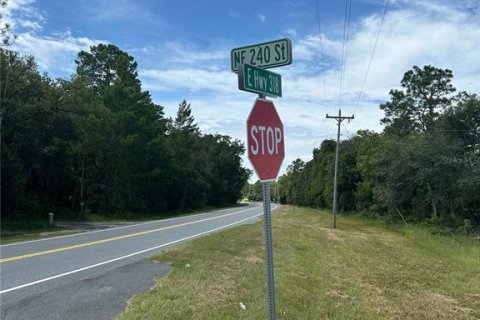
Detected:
left=1, top=0, right=46, bottom=29
left=344, top=2, right=480, bottom=100
left=293, top=33, right=340, bottom=61
left=5, top=0, right=36, bottom=11
left=229, top=10, right=240, bottom=19
left=2, top=0, right=99, bottom=75
left=285, top=28, right=297, bottom=37
left=3, top=0, right=479, bottom=179
left=82, top=0, right=154, bottom=22
left=163, top=42, right=226, bottom=65
left=286, top=0, right=480, bottom=115
left=18, top=19, right=42, bottom=30
left=140, top=1, right=479, bottom=178
left=144, top=1, right=480, bottom=178
left=140, top=68, right=236, bottom=94
left=13, top=31, right=101, bottom=74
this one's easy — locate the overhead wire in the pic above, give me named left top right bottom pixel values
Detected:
left=315, top=0, right=336, bottom=142
left=341, top=121, right=355, bottom=139
left=315, top=0, right=329, bottom=113
left=338, top=0, right=352, bottom=110
left=353, top=0, right=390, bottom=116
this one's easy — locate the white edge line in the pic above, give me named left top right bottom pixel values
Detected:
left=0, top=205, right=260, bottom=248
left=0, top=213, right=263, bottom=294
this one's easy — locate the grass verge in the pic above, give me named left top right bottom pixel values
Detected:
left=0, top=230, right=80, bottom=245
left=0, top=203, right=249, bottom=244
left=117, top=206, right=480, bottom=320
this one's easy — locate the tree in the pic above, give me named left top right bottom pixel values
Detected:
left=74, top=44, right=169, bottom=214
left=202, top=134, right=249, bottom=205
left=380, top=65, right=456, bottom=136
left=0, top=49, right=108, bottom=219
left=173, top=100, right=199, bottom=134
left=75, top=44, right=139, bottom=94
left=276, top=65, right=478, bottom=229
left=280, top=158, right=305, bottom=205
left=438, top=95, right=480, bottom=220
left=0, top=0, right=17, bottom=46
left=247, top=180, right=262, bottom=201
left=354, top=130, right=384, bottom=213
left=0, top=0, right=17, bottom=128
left=2, top=44, right=253, bottom=224
left=440, top=94, right=480, bottom=153
left=164, top=100, right=206, bottom=210
left=337, top=138, right=360, bottom=211
left=306, top=140, right=335, bottom=208
left=1, top=50, right=60, bottom=217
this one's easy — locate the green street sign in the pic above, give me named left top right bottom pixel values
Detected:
left=231, top=38, right=292, bottom=73
left=238, top=64, right=282, bottom=98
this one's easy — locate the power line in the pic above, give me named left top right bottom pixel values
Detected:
left=353, top=0, right=390, bottom=115
left=338, top=0, right=348, bottom=109
left=338, top=0, right=352, bottom=110
left=341, top=121, right=355, bottom=139
left=315, top=0, right=328, bottom=110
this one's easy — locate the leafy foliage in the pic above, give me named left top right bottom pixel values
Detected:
left=1, top=46, right=249, bottom=221
left=380, top=65, right=456, bottom=136
left=277, top=65, right=480, bottom=228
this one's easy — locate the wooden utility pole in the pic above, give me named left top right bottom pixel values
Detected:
left=326, top=109, right=354, bottom=228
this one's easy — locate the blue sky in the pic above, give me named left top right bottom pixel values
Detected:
left=4, top=0, right=480, bottom=180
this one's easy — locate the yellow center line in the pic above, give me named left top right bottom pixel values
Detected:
left=0, top=208, right=255, bottom=264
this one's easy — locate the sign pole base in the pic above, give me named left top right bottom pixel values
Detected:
left=262, top=181, right=276, bottom=320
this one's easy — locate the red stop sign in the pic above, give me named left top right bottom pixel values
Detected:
left=247, top=98, right=285, bottom=181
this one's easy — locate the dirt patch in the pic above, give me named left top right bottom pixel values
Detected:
left=245, top=255, right=263, bottom=265
left=430, top=292, right=458, bottom=305
left=327, top=289, right=350, bottom=299
left=350, top=232, right=369, bottom=241
left=455, top=306, right=475, bottom=314
left=194, top=274, right=236, bottom=307
left=361, top=282, right=383, bottom=294
left=327, top=230, right=345, bottom=243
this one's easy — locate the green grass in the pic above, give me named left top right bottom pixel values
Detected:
left=117, top=206, right=480, bottom=320
left=80, top=203, right=249, bottom=223
left=0, top=230, right=80, bottom=245
left=0, top=217, right=66, bottom=244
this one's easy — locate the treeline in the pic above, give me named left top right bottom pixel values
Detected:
left=1, top=44, right=249, bottom=221
left=242, top=180, right=280, bottom=202
left=277, top=65, right=480, bottom=226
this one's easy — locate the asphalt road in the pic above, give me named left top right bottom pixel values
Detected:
left=0, top=203, right=270, bottom=319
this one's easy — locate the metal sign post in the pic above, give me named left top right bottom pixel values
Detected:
left=262, top=180, right=276, bottom=320
left=257, top=91, right=277, bottom=320
left=233, top=40, right=291, bottom=319
left=245, top=94, right=282, bottom=320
